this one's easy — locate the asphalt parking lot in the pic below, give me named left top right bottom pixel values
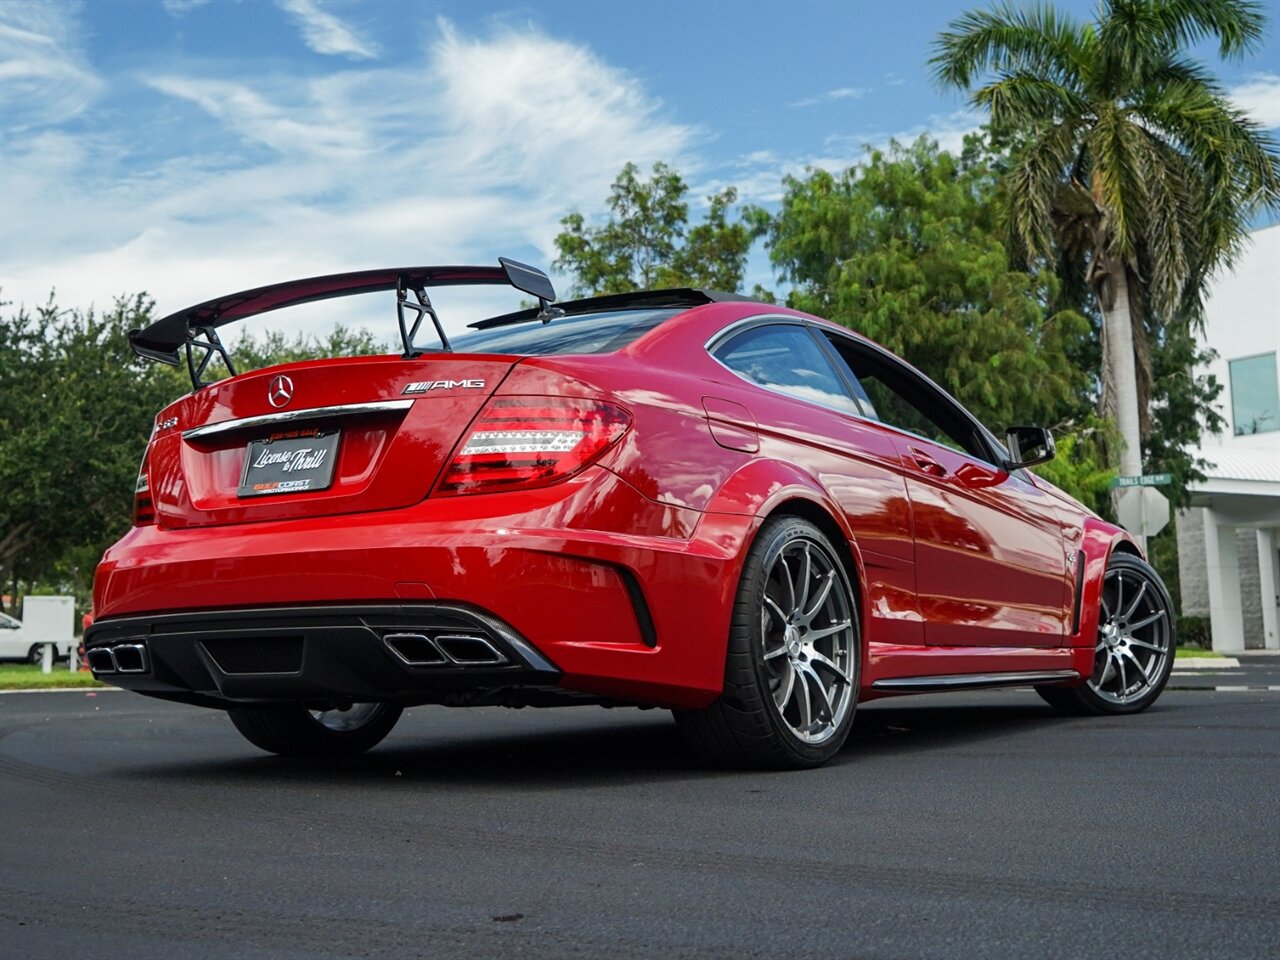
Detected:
left=2, top=667, right=1278, bottom=960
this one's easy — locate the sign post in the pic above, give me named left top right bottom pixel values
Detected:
left=1116, top=486, right=1170, bottom=554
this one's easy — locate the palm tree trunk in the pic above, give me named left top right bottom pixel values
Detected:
left=1101, top=265, right=1143, bottom=480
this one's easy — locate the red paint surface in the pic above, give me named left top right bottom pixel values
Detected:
left=94, top=299, right=1134, bottom=707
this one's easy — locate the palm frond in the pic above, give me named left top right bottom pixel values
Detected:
left=975, top=72, right=1092, bottom=131
left=931, top=1, right=1092, bottom=90
left=1088, top=104, right=1150, bottom=264
left=1005, top=121, right=1081, bottom=266
left=1103, top=0, right=1266, bottom=62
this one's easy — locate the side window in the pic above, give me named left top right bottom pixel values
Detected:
left=820, top=332, right=993, bottom=461
left=714, top=324, right=860, bottom=415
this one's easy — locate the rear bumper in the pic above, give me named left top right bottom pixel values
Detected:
left=84, top=603, right=572, bottom=709
left=91, top=468, right=758, bottom=709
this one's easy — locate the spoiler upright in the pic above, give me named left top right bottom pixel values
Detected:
left=129, top=258, right=557, bottom=389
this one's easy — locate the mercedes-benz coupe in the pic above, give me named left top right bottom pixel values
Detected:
left=85, top=259, right=1175, bottom=767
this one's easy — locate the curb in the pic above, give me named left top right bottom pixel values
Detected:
left=1172, top=657, right=1240, bottom=670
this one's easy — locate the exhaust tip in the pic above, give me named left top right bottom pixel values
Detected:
left=87, top=648, right=116, bottom=674
left=112, top=643, right=149, bottom=673
left=383, top=633, right=447, bottom=665
left=434, top=634, right=507, bottom=665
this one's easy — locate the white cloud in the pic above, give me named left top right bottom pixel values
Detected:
left=1229, top=73, right=1280, bottom=129
left=276, top=0, right=378, bottom=60
left=0, top=19, right=698, bottom=340
left=789, top=86, right=867, bottom=109
left=0, top=1, right=103, bottom=128
left=162, top=0, right=211, bottom=13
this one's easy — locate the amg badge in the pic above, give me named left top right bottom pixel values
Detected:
left=403, top=379, right=486, bottom=395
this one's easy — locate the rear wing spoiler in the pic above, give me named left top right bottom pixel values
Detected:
left=129, top=258, right=556, bottom=389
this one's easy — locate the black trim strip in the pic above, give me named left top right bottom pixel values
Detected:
left=616, top=567, right=658, bottom=648
left=1071, top=550, right=1086, bottom=636
left=871, top=670, right=1080, bottom=692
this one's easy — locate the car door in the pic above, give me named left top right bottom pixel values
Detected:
left=708, top=320, right=924, bottom=647
left=815, top=329, right=1072, bottom=648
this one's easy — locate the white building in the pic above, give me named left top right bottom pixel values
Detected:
left=1176, top=223, right=1280, bottom=651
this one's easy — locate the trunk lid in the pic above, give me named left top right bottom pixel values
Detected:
left=146, top=355, right=514, bottom=528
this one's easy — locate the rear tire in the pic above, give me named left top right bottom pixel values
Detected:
left=1037, top=552, right=1175, bottom=716
left=227, top=702, right=402, bottom=758
left=27, top=644, right=49, bottom=664
left=674, top=516, right=860, bottom=769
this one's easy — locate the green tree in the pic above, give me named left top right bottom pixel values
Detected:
left=554, top=162, right=765, bottom=295
left=767, top=135, right=1092, bottom=436
left=0, top=295, right=389, bottom=611
left=0, top=295, right=175, bottom=609
left=931, top=0, right=1280, bottom=487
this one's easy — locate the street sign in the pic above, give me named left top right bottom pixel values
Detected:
left=1116, top=486, right=1170, bottom=538
left=1111, top=472, right=1173, bottom=488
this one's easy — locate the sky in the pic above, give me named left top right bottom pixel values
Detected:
left=2, top=0, right=1278, bottom=344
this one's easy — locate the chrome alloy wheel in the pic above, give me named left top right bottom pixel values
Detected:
left=309, top=702, right=386, bottom=732
left=760, top=537, right=856, bottom=744
left=1090, top=565, right=1172, bottom=705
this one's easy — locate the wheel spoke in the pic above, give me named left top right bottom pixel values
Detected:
left=763, top=594, right=788, bottom=627
left=1096, top=652, right=1114, bottom=687
left=800, top=571, right=835, bottom=626
left=1128, top=637, right=1165, bottom=654
left=795, top=668, right=813, bottom=730
left=777, top=556, right=797, bottom=617
left=1129, top=610, right=1164, bottom=632
left=796, top=543, right=813, bottom=616
left=772, top=661, right=796, bottom=712
left=800, top=663, right=834, bottom=721
left=1122, top=580, right=1148, bottom=620
left=763, top=643, right=789, bottom=661
left=1100, top=594, right=1113, bottom=621
left=1122, top=648, right=1152, bottom=685
left=809, top=651, right=850, bottom=686
left=1116, top=654, right=1129, bottom=697
left=807, top=620, right=852, bottom=642
left=1114, top=572, right=1124, bottom=619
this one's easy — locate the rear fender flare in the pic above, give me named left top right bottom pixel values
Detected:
left=702, top=457, right=865, bottom=627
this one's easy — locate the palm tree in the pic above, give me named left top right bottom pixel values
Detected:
left=931, top=0, right=1280, bottom=485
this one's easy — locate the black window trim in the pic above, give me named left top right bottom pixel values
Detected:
left=707, top=314, right=1024, bottom=478
left=813, top=325, right=1015, bottom=473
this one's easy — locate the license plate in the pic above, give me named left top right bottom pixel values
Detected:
left=238, top=429, right=340, bottom=498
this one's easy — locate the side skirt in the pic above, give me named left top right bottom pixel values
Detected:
left=870, top=669, right=1079, bottom=693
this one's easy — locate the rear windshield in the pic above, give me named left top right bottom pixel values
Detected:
left=449, top=308, right=680, bottom=356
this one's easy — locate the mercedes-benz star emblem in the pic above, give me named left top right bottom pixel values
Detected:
left=267, top=374, right=294, bottom=408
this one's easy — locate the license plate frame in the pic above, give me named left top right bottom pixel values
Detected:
left=237, top=429, right=340, bottom=498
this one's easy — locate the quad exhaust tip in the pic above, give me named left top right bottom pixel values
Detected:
left=383, top=632, right=508, bottom=667
left=88, top=643, right=149, bottom=675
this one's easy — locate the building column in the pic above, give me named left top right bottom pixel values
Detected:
left=1203, top=508, right=1245, bottom=653
left=1257, top=528, right=1279, bottom=651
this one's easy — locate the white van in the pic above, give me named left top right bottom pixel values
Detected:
left=0, top=600, right=77, bottom=663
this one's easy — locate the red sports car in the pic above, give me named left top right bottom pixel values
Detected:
left=86, top=259, right=1175, bottom=767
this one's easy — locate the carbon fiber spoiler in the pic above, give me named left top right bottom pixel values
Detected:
left=128, top=258, right=556, bottom=389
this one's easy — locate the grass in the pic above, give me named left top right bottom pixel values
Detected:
left=1175, top=646, right=1226, bottom=659
left=0, top=663, right=106, bottom=690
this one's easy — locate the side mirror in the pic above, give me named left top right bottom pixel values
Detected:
left=1004, top=425, right=1055, bottom=470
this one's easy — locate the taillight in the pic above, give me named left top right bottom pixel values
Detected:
left=435, top=396, right=630, bottom=496
left=132, top=463, right=155, bottom=526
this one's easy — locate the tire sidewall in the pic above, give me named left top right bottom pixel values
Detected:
left=1082, top=552, right=1177, bottom=714
left=739, top=517, right=861, bottom=765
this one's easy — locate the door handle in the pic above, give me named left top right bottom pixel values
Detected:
left=908, top=447, right=947, bottom=477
